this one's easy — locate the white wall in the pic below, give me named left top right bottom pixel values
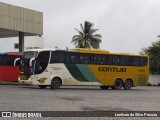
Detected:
left=149, top=75, right=160, bottom=85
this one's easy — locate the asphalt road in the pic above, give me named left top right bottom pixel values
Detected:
left=0, top=83, right=160, bottom=120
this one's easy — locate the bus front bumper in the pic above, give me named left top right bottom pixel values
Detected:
left=18, top=79, right=33, bottom=84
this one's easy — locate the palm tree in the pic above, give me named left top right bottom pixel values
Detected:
left=71, top=21, right=102, bottom=49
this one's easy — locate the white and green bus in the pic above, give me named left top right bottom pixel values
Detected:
left=18, top=48, right=149, bottom=90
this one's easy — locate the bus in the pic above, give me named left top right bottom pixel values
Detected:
left=0, top=52, right=22, bottom=82
left=18, top=48, right=149, bottom=90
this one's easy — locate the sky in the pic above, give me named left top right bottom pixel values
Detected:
left=0, top=0, right=160, bottom=53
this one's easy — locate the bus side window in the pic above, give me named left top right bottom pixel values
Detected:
left=80, top=54, right=86, bottom=64
left=9, top=56, right=16, bottom=66
left=107, top=55, right=120, bottom=65
left=65, top=53, right=79, bottom=64
left=126, top=57, right=133, bottom=66
left=79, top=54, right=93, bottom=64
left=51, top=51, right=65, bottom=63
left=132, top=57, right=140, bottom=66
left=6, top=56, right=10, bottom=66
left=51, top=52, right=59, bottom=63
left=126, top=56, right=140, bottom=66
left=140, top=57, right=148, bottom=66
left=66, top=53, right=70, bottom=63
left=70, top=53, right=79, bottom=64
left=94, top=55, right=99, bottom=64
left=119, top=56, right=126, bottom=66
left=3, top=56, right=7, bottom=66
left=87, top=54, right=93, bottom=64
left=0, top=56, right=2, bottom=65
left=94, top=55, right=106, bottom=65
left=112, top=55, right=120, bottom=65
left=107, top=55, right=113, bottom=65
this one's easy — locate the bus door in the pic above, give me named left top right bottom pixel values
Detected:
left=34, top=51, right=51, bottom=84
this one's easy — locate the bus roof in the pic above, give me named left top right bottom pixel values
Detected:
left=0, top=52, right=6, bottom=55
left=26, top=48, right=55, bottom=52
left=0, top=52, right=23, bottom=56
left=110, top=52, right=147, bottom=57
left=71, top=48, right=110, bottom=54
left=71, top=48, right=147, bottom=57
left=25, top=48, right=148, bottom=57
left=7, top=52, right=23, bottom=56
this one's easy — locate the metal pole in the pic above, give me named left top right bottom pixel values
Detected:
left=19, top=32, right=24, bottom=52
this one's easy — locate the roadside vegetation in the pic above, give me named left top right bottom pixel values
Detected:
left=143, top=40, right=160, bottom=74
left=71, top=21, right=102, bottom=49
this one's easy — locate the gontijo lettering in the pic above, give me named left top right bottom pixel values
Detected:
left=99, top=67, right=126, bottom=72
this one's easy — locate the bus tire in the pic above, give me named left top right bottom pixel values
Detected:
left=113, top=79, right=123, bottom=90
left=100, top=86, right=109, bottom=89
left=51, top=78, right=61, bottom=89
left=123, top=79, right=132, bottom=90
left=39, top=85, right=47, bottom=89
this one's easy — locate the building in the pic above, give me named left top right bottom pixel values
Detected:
left=0, top=2, right=43, bottom=52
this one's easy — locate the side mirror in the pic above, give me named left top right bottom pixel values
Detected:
left=29, top=57, right=35, bottom=67
left=14, top=58, right=20, bottom=66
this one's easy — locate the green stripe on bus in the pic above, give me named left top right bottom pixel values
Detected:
left=76, top=64, right=99, bottom=82
left=65, top=64, right=99, bottom=82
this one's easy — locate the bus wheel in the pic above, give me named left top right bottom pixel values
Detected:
left=123, top=79, right=132, bottom=90
left=113, top=79, right=123, bottom=90
left=100, top=86, right=109, bottom=89
left=39, top=85, right=47, bottom=89
left=51, top=78, right=61, bottom=89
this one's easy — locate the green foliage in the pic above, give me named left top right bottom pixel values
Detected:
left=143, top=40, right=160, bottom=74
left=71, top=21, right=102, bottom=49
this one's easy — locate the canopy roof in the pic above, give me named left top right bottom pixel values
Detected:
left=0, top=2, right=43, bottom=38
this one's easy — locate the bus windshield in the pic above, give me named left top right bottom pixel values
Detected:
left=19, top=51, right=37, bottom=79
left=22, top=51, right=37, bottom=59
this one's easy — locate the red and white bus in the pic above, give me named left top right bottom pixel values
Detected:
left=0, top=52, right=23, bottom=82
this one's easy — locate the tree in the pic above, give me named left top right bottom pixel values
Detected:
left=143, top=40, right=160, bottom=74
left=71, top=21, right=102, bottom=49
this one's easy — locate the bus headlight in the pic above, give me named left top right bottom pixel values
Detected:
left=28, top=78, right=33, bottom=80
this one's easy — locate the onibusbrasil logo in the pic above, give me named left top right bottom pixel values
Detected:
left=1, top=112, right=42, bottom=118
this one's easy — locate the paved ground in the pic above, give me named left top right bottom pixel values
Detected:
left=0, top=83, right=160, bottom=120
